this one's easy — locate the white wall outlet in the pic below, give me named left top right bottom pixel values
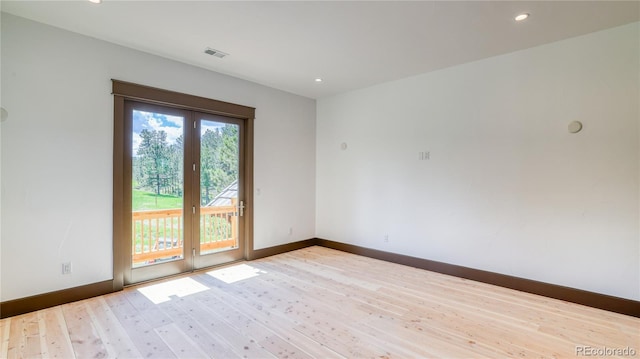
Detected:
left=384, top=234, right=389, bottom=243
left=62, top=262, right=72, bottom=275
left=288, top=227, right=293, bottom=236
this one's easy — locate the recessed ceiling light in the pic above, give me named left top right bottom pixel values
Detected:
left=88, top=0, right=101, bottom=4
left=315, top=78, right=323, bottom=83
left=515, top=13, right=529, bottom=21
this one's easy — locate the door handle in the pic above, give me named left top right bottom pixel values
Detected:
left=238, top=200, right=245, bottom=217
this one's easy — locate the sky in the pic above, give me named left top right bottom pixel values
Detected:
left=132, top=110, right=225, bottom=153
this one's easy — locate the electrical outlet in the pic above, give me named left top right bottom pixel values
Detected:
left=384, top=235, right=389, bottom=243
left=288, top=227, right=293, bottom=236
left=62, top=262, right=72, bottom=275
left=419, top=151, right=430, bottom=160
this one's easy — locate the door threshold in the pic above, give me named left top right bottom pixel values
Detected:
left=124, top=259, right=248, bottom=289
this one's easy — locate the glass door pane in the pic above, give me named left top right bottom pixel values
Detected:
left=123, top=102, right=245, bottom=284
left=131, top=109, right=185, bottom=268
left=199, top=120, right=240, bottom=255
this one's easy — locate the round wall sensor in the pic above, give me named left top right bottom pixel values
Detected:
left=0, top=107, right=7, bottom=122
left=340, top=142, right=348, bottom=150
left=568, top=121, right=583, bottom=134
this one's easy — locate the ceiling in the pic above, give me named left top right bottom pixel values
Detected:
left=1, top=1, right=639, bottom=99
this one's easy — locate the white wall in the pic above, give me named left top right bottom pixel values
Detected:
left=0, top=12, right=3, bottom=302
left=317, top=22, right=640, bottom=300
left=0, top=13, right=316, bottom=302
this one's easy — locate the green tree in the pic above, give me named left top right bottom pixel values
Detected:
left=220, top=125, right=239, bottom=178
left=167, top=135, right=184, bottom=197
left=199, top=124, right=239, bottom=205
left=200, top=128, right=222, bottom=204
left=137, top=129, right=171, bottom=196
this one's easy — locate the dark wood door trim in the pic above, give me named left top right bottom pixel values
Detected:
left=112, top=80, right=255, bottom=288
left=112, top=80, right=254, bottom=120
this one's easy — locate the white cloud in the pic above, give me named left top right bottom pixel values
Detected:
left=165, top=115, right=184, bottom=127
left=133, top=133, right=142, bottom=153
left=135, top=111, right=184, bottom=148
left=148, top=117, right=162, bottom=129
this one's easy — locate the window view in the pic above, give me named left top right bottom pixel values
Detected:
left=130, top=111, right=241, bottom=267
left=132, top=110, right=185, bottom=267
left=199, top=119, right=240, bottom=255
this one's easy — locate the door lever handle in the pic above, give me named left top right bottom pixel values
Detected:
left=238, top=200, right=245, bottom=217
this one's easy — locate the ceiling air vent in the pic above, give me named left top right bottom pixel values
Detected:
left=204, top=48, right=229, bottom=59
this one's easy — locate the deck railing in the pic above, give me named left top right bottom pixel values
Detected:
left=132, top=202, right=237, bottom=266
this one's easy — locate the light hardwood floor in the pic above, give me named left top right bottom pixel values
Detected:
left=1, top=246, right=638, bottom=358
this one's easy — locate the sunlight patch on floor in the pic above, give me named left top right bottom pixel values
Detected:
left=207, top=263, right=267, bottom=284
left=137, top=277, right=209, bottom=304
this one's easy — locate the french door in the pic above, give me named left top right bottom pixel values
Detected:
left=123, top=100, right=245, bottom=284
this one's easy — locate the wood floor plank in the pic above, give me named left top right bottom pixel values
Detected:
left=154, top=322, right=211, bottom=359
left=36, top=310, right=49, bottom=358
left=7, top=312, right=41, bottom=359
left=172, top=294, right=276, bottom=358
left=39, top=307, right=75, bottom=359
left=0, top=317, right=10, bottom=359
left=104, top=292, right=177, bottom=358
left=6, top=315, right=23, bottom=359
left=85, top=296, right=142, bottom=358
left=194, top=272, right=346, bottom=358
left=155, top=297, right=240, bottom=358
left=1, top=246, right=637, bottom=359
left=306, top=246, right=636, bottom=330
left=23, top=311, right=41, bottom=358
left=190, top=294, right=315, bottom=359
left=292, top=246, right=638, bottom=347
left=265, top=249, right=635, bottom=358
left=218, top=262, right=457, bottom=358
left=122, top=288, right=173, bottom=328
left=61, top=301, right=109, bottom=358
left=254, top=258, right=492, bottom=358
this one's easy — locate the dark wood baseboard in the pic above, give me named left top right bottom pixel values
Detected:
left=248, top=238, right=318, bottom=260
left=4, top=238, right=637, bottom=319
left=0, top=239, right=317, bottom=319
left=0, top=280, right=115, bottom=319
left=316, top=238, right=640, bottom=318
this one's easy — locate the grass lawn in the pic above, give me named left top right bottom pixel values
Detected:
left=133, top=189, right=182, bottom=211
